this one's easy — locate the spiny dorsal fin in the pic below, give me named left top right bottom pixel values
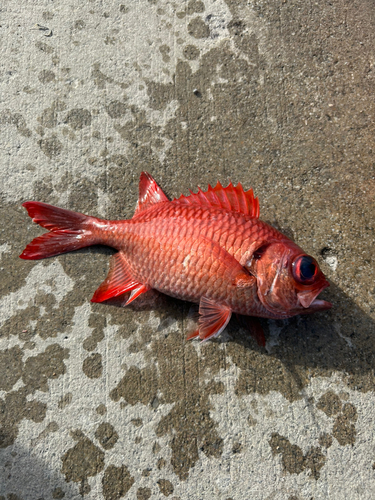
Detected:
left=174, top=181, right=260, bottom=218
left=134, top=172, right=169, bottom=216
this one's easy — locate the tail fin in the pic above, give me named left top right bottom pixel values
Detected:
left=20, top=202, right=101, bottom=260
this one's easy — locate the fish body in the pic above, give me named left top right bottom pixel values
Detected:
left=20, top=172, right=331, bottom=341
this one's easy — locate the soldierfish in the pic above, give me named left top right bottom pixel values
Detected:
left=20, top=172, right=331, bottom=342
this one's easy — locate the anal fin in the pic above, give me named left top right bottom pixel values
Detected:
left=198, top=296, right=232, bottom=342
left=91, top=252, right=148, bottom=303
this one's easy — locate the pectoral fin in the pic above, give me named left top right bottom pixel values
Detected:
left=198, top=296, right=232, bottom=342
left=91, top=252, right=149, bottom=303
left=124, top=284, right=151, bottom=306
left=186, top=329, right=199, bottom=340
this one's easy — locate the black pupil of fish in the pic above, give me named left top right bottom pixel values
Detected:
left=299, top=256, right=316, bottom=280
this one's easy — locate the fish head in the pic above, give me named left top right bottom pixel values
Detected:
left=246, top=241, right=332, bottom=318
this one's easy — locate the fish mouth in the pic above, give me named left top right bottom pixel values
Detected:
left=297, top=279, right=330, bottom=309
left=299, top=298, right=332, bottom=314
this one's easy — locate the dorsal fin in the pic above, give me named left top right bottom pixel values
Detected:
left=133, top=172, right=169, bottom=216
left=173, top=181, right=260, bottom=218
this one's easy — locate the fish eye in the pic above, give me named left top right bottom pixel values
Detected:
left=292, top=255, right=319, bottom=284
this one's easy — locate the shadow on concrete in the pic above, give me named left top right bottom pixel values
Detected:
left=83, top=243, right=375, bottom=392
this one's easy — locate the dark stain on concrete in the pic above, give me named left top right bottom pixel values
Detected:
left=0, top=388, right=46, bottom=448
left=38, top=135, right=62, bottom=157
left=95, top=422, right=119, bottom=450
left=304, top=447, right=327, bottom=480
left=187, top=17, right=210, bottom=39
left=23, top=344, right=69, bottom=392
left=0, top=205, right=34, bottom=298
left=35, top=41, right=54, bottom=53
left=92, top=63, right=128, bottom=90
left=269, top=433, right=326, bottom=479
left=228, top=336, right=307, bottom=401
left=38, top=100, right=66, bottom=129
left=153, top=333, right=225, bottom=480
left=137, top=487, right=152, bottom=500
left=187, top=0, right=205, bottom=15
left=31, top=420, right=59, bottom=446
left=227, top=19, right=262, bottom=63
left=247, top=414, right=257, bottom=427
left=109, top=327, right=225, bottom=479
left=0, top=342, right=68, bottom=448
left=332, top=403, right=357, bottom=446
left=114, top=106, right=161, bottom=150
left=52, top=486, right=65, bottom=498
left=152, top=441, right=161, bottom=454
left=61, top=437, right=105, bottom=486
left=38, top=70, right=56, bottom=84
left=183, top=44, right=200, bottom=60
left=316, top=391, right=342, bottom=417
left=146, top=82, right=174, bottom=110
left=110, top=365, right=158, bottom=406
left=316, top=392, right=357, bottom=446
left=70, top=429, right=85, bottom=441
left=157, top=479, right=174, bottom=497
left=1, top=294, right=56, bottom=342
left=0, top=346, right=23, bottom=391
left=96, top=404, right=107, bottom=415
left=82, top=353, right=103, bottom=379
left=92, top=63, right=114, bottom=89
left=38, top=107, right=58, bottom=128
left=318, top=432, right=333, bottom=448
left=64, top=108, right=92, bottom=130
left=102, top=464, right=135, bottom=500
left=269, top=433, right=305, bottom=474
left=1, top=110, right=32, bottom=137
left=159, top=44, right=171, bottom=63
left=119, top=5, right=130, bottom=14
left=74, top=20, right=86, bottom=30
left=106, top=100, right=128, bottom=119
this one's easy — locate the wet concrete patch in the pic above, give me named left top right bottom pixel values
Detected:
left=0, top=343, right=68, bottom=448
left=62, top=437, right=105, bottom=493
left=102, top=465, right=134, bottom=500
left=269, top=433, right=326, bottom=479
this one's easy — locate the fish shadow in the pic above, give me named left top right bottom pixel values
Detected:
left=73, top=248, right=375, bottom=387
left=228, top=281, right=375, bottom=391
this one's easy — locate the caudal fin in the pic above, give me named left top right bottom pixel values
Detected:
left=20, top=202, right=100, bottom=260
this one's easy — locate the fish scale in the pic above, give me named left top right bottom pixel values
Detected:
left=122, top=219, right=241, bottom=305
left=20, top=172, right=331, bottom=342
left=126, top=201, right=282, bottom=266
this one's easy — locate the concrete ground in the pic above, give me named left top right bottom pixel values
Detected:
left=1, top=0, right=374, bottom=499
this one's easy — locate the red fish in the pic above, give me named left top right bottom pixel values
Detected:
left=20, top=172, right=331, bottom=343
